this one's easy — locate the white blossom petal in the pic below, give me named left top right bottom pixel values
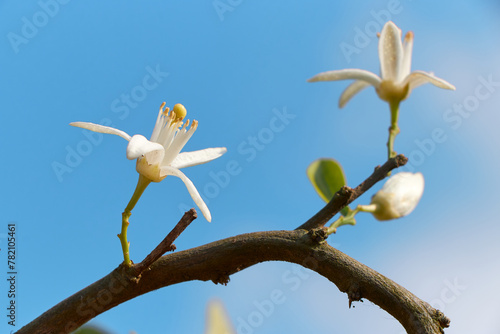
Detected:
left=379, top=21, right=403, bottom=82
left=403, top=71, right=456, bottom=91
left=160, top=166, right=212, bottom=222
left=143, top=149, right=165, bottom=166
left=126, top=135, right=164, bottom=162
left=339, top=80, right=371, bottom=108
left=70, top=122, right=131, bottom=141
left=308, top=69, right=382, bottom=88
left=171, top=147, right=227, bottom=169
left=400, top=31, right=414, bottom=80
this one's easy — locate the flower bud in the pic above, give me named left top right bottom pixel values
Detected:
left=370, top=172, right=424, bottom=221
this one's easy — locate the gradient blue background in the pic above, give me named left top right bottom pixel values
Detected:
left=1, top=1, right=499, bottom=333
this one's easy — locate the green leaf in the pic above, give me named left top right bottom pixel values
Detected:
left=307, top=158, right=347, bottom=203
left=340, top=206, right=351, bottom=217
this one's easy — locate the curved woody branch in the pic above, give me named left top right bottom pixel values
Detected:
left=17, top=155, right=449, bottom=334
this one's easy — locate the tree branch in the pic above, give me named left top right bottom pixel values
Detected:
left=17, top=155, right=449, bottom=334
left=132, top=208, right=197, bottom=277
left=297, top=154, right=408, bottom=230
left=17, top=230, right=448, bottom=334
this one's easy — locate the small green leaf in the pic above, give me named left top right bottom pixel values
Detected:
left=307, top=158, right=347, bottom=203
left=340, top=206, right=351, bottom=217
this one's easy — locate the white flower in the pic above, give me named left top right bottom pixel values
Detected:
left=70, top=103, right=227, bottom=222
left=370, top=172, right=424, bottom=221
left=308, top=21, right=455, bottom=107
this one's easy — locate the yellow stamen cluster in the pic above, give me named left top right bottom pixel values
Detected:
left=159, top=101, right=169, bottom=115
left=173, top=103, right=187, bottom=121
left=159, top=102, right=188, bottom=124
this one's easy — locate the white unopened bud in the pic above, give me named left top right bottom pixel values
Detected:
left=370, top=172, right=424, bottom=221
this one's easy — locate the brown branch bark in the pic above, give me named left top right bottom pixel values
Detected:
left=132, top=208, right=197, bottom=277
left=17, top=230, right=448, bottom=334
left=17, top=155, right=449, bottom=334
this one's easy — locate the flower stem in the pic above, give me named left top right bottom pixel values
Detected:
left=119, top=174, right=151, bottom=266
left=326, top=204, right=379, bottom=235
left=387, top=101, right=401, bottom=160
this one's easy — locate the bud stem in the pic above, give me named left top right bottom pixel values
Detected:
left=357, top=204, right=378, bottom=213
left=327, top=206, right=358, bottom=235
left=326, top=204, right=379, bottom=235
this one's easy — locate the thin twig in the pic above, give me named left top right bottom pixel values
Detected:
left=132, top=209, right=197, bottom=276
left=296, top=154, right=408, bottom=230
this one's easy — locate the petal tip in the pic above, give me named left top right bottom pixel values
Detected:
left=201, top=206, right=212, bottom=222
left=383, top=21, right=400, bottom=32
left=69, top=121, right=85, bottom=128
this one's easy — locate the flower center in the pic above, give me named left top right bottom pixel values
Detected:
left=376, top=80, right=410, bottom=103
left=136, top=156, right=165, bottom=183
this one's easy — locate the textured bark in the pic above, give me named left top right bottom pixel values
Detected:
left=17, top=154, right=449, bottom=334
left=17, top=230, right=448, bottom=334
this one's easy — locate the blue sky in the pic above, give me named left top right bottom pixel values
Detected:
left=1, top=1, right=500, bottom=333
